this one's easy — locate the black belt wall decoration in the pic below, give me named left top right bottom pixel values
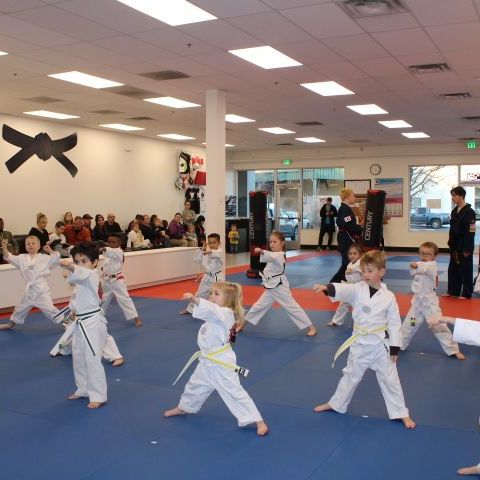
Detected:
left=2, top=124, right=78, bottom=177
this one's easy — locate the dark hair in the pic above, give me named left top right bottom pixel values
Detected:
left=231, top=223, right=237, bottom=228
left=327, top=197, right=332, bottom=202
left=95, top=214, right=104, bottom=224
left=55, top=221, right=65, bottom=228
left=135, top=214, right=143, bottom=222
left=175, top=212, right=182, bottom=217
left=196, top=215, right=205, bottom=224
left=70, top=241, right=99, bottom=263
left=208, top=233, right=221, bottom=242
left=150, top=214, right=158, bottom=227
left=348, top=243, right=363, bottom=256
left=450, top=186, right=466, bottom=198
left=108, top=232, right=121, bottom=240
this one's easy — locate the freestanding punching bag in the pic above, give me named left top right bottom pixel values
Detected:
left=247, top=190, right=269, bottom=278
left=361, top=189, right=386, bottom=251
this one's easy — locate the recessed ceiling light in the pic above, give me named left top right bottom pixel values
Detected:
left=301, top=81, right=354, bottom=96
left=49, top=71, right=123, bottom=89
left=202, top=142, right=235, bottom=147
left=259, top=127, right=295, bottom=134
left=225, top=114, right=255, bottom=123
left=116, top=0, right=216, bottom=26
left=379, top=120, right=412, bottom=128
left=347, top=104, right=388, bottom=115
left=295, top=137, right=326, bottom=143
left=158, top=133, right=195, bottom=140
left=99, top=123, right=144, bottom=131
left=144, top=96, right=201, bottom=108
left=402, top=132, right=429, bottom=139
left=0, top=51, right=8, bottom=56
left=229, top=46, right=302, bottom=70
left=24, top=110, right=79, bottom=120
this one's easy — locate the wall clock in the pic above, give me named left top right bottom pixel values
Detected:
left=370, top=163, right=381, bottom=175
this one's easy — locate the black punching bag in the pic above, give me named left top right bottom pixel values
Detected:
left=247, top=190, right=269, bottom=278
left=362, top=189, right=386, bottom=251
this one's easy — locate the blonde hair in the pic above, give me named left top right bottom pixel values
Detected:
left=214, top=281, right=244, bottom=322
left=340, top=188, right=354, bottom=201
left=36, top=212, right=47, bottom=223
left=25, top=235, right=40, bottom=245
left=419, top=241, right=439, bottom=256
left=360, top=250, right=386, bottom=270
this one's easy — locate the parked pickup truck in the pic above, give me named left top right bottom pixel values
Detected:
left=410, top=208, right=450, bottom=229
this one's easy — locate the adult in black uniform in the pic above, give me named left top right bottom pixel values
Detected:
left=330, top=188, right=363, bottom=283
left=317, top=197, right=337, bottom=250
left=446, top=186, right=476, bottom=299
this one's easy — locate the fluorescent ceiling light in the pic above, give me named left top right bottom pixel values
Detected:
left=100, top=123, right=144, bottom=131
left=48, top=71, right=123, bottom=89
left=24, top=110, right=79, bottom=120
left=295, top=137, right=326, bottom=143
left=347, top=104, right=388, bottom=115
left=158, top=133, right=195, bottom=140
left=202, top=142, right=235, bottom=147
left=225, top=114, right=255, bottom=123
left=379, top=120, right=412, bottom=128
left=144, top=96, right=201, bottom=108
left=301, top=81, right=354, bottom=96
left=259, top=127, right=295, bottom=134
left=229, top=46, right=302, bottom=70
left=0, top=51, right=8, bottom=56
left=116, top=0, right=216, bottom=26
left=402, top=132, right=429, bottom=139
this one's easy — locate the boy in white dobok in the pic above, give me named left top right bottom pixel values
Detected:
left=0, top=237, right=65, bottom=330
left=100, top=233, right=142, bottom=327
left=180, top=233, right=224, bottom=315
left=401, top=241, right=464, bottom=359
left=313, top=250, right=415, bottom=429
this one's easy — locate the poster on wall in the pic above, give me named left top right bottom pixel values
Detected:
left=374, top=178, right=403, bottom=217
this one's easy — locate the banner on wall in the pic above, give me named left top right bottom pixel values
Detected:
left=373, top=178, right=403, bottom=217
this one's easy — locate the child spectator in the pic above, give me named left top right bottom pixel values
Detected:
left=48, top=221, right=69, bottom=257
left=228, top=224, right=240, bottom=254
left=185, top=223, right=198, bottom=247
left=127, top=220, right=151, bottom=249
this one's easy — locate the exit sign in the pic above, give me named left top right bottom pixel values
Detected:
left=283, top=159, right=292, bottom=166
left=466, top=139, right=478, bottom=149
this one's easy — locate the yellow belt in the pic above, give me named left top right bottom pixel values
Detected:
left=173, top=344, right=249, bottom=386
left=332, top=324, right=387, bottom=367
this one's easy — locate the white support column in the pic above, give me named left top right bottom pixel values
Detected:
left=205, top=89, right=226, bottom=255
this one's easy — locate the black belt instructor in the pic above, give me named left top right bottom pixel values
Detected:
left=446, top=186, right=476, bottom=300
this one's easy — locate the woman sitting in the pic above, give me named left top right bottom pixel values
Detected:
left=92, top=214, right=109, bottom=242
left=168, top=213, right=196, bottom=247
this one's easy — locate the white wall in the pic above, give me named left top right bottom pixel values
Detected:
left=0, top=114, right=206, bottom=233
left=229, top=143, right=480, bottom=248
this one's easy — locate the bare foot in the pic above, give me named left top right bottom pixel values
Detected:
left=134, top=317, right=143, bottom=327
left=459, top=297, right=470, bottom=301
left=402, top=416, right=416, bottom=429
left=256, top=421, right=268, bottom=436
left=306, top=326, right=317, bottom=337
left=164, top=407, right=186, bottom=417
left=68, top=393, right=82, bottom=400
left=87, top=401, right=105, bottom=409
left=178, top=309, right=190, bottom=315
left=111, top=357, right=124, bottom=367
left=458, top=465, right=480, bottom=475
left=455, top=352, right=466, bottom=360
left=327, top=320, right=338, bottom=327
left=0, top=321, right=15, bottom=331
left=236, top=320, right=246, bottom=333
left=314, top=403, right=333, bottom=413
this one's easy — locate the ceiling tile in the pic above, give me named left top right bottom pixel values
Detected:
left=323, top=34, right=390, bottom=60
left=395, top=52, right=447, bottom=67
left=372, top=28, right=439, bottom=55
left=426, top=22, right=480, bottom=52
left=0, top=0, right=44, bottom=12
left=443, top=49, right=480, bottom=71
left=310, top=61, right=369, bottom=80
left=189, top=0, right=271, bottom=17
left=355, top=12, right=419, bottom=32
left=276, top=40, right=344, bottom=64
left=0, top=34, right=40, bottom=53
left=193, top=52, right=260, bottom=74
left=353, top=57, right=408, bottom=77
left=262, top=0, right=330, bottom=8
left=404, top=0, right=479, bottom=27
left=54, top=42, right=136, bottom=66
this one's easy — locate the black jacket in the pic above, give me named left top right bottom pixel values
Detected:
left=448, top=203, right=476, bottom=254
left=320, top=204, right=338, bottom=229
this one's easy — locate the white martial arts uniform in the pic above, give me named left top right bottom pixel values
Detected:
left=5, top=251, right=64, bottom=325
left=68, top=266, right=108, bottom=403
left=330, top=259, right=362, bottom=326
left=327, top=281, right=409, bottom=420
left=101, top=247, right=138, bottom=321
left=187, top=248, right=224, bottom=313
left=245, top=251, right=313, bottom=330
left=401, top=260, right=459, bottom=356
left=177, top=298, right=263, bottom=427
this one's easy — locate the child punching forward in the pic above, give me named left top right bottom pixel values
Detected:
left=59, top=242, right=108, bottom=409
left=165, top=282, right=268, bottom=435
left=328, top=243, right=363, bottom=327
left=313, top=250, right=415, bottom=429
left=236, top=230, right=317, bottom=337
left=401, top=241, right=464, bottom=360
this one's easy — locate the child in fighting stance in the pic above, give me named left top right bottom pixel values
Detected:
left=313, top=250, right=415, bottom=429
left=401, top=241, right=464, bottom=359
left=165, top=282, right=268, bottom=436
left=236, top=231, right=317, bottom=336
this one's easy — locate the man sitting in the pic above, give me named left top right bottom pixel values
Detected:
left=64, top=216, right=92, bottom=246
left=0, top=218, right=18, bottom=264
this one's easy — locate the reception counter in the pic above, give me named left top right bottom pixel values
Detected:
left=0, top=247, right=200, bottom=311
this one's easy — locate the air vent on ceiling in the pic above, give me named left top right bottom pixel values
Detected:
left=462, top=116, right=480, bottom=121
left=128, top=116, right=154, bottom=121
left=277, top=143, right=293, bottom=146
left=459, top=137, right=478, bottom=141
left=23, top=96, right=63, bottom=104
left=438, top=92, right=472, bottom=100
left=140, top=70, right=190, bottom=81
left=335, top=0, right=407, bottom=18
left=409, top=63, right=451, bottom=74
left=108, top=85, right=158, bottom=99
left=295, top=121, right=324, bottom=126
left=91, top=109, right=124, bottom=115
left=349, top=139, right=370, bottom=143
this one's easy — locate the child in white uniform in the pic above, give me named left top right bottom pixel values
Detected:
left=101, top=233, right=142, bottom=327
left=180, top=233, right=224, bottom=315
left=165, top=281, right=268, bottom=436
left=313, top=250, right=415, bottom=429
left=236, top=231, right=317, bottom=336
left=328, top=243, right=363, bottom=327
left=0, top=237, right=65, bottom=330
left=401, top=241, right=464, bottom=359
left=59, top=242, right=109, bottom=408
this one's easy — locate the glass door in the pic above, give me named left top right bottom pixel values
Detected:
left=275, top=184, right=302, bottom=249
